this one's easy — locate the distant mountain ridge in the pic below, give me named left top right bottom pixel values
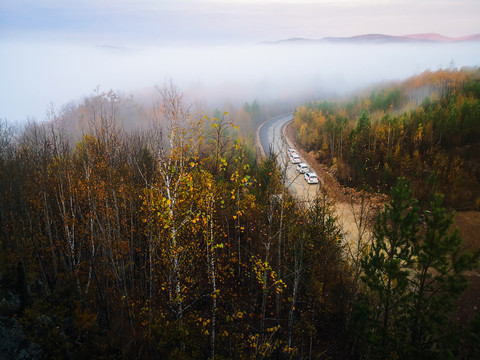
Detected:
left=262, top=33, right=480, bottom=45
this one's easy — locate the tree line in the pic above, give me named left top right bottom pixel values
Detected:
left=293, top=67, right=480, bottom=208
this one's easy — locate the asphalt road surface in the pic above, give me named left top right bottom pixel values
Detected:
left=258, top=113, right=321, bottom=206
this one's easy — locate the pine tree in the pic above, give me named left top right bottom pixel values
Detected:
left=357, top=178, right=480, bottom=359
left=360, top=178, right=418, bottom=359
left=407, top=193, right=480, bottom=359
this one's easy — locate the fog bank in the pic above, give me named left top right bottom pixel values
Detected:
left=1, top=40, right=479, bottom=122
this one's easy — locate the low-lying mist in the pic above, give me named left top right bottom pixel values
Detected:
left=1, top=40, right=479, bottom=123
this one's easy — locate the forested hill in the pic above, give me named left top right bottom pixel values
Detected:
left=293, top=67, right=480, bottom=208
left=1, top=80, right=479, bottom=359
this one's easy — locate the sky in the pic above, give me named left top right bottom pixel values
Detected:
left=1, top=0, right=480, bottom=122
left=2, top=0, right=480, bottom=45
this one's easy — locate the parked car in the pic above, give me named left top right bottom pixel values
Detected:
left=296, top=163, right=309, bottom=173
left=290, top=154, right=301, bottom=164
left=304, top=172, right=319, bottom=184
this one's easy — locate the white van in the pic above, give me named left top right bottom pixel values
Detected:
left=290, top=154, right=301, bottom=164
left=304, top=172, right=319, bottom=184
